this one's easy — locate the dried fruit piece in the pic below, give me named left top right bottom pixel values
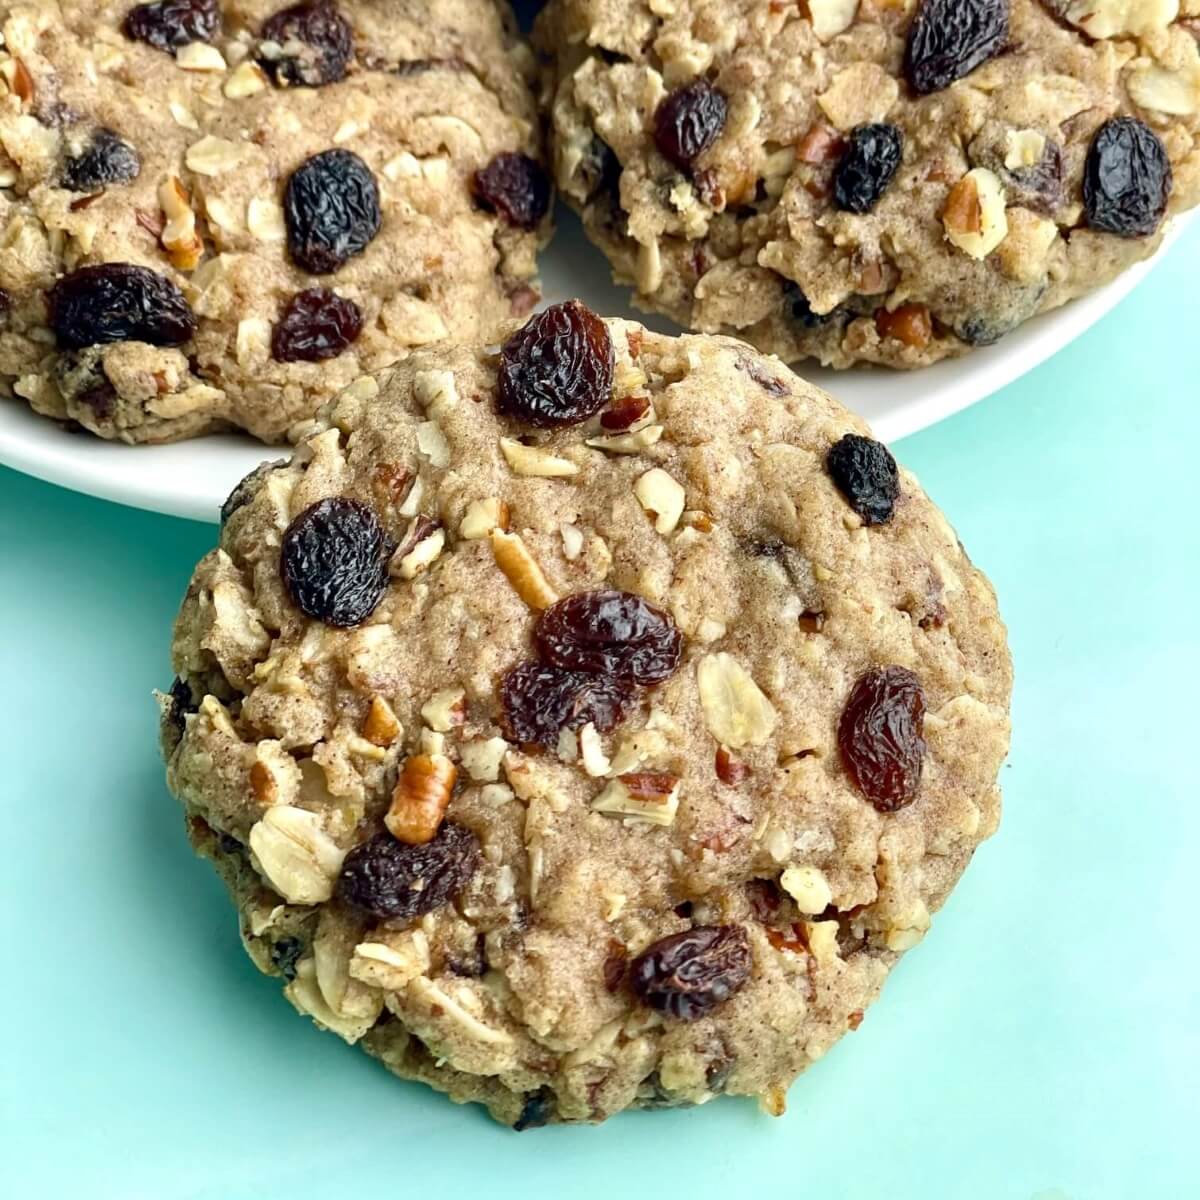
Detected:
left=48, top=264, right=196, bottom=349
left=787, top=285, right=840, bottom=329
left=472, top=152, right=551, bottom=230
left=124, top=0, right=221, bottom=54
left=501, top=662, right=635, bottom=747
left=826, top=433, right=899, bottom=525
left=513, top=1088, right=556, bottom=1132
left=601, top=394, right=650, bottom=431
left=838, top=666, right=926, bottom=811
left=220, top=459, right=286, bottom=525
left=1003, top=138, right=1064, bottom=216
left=285, top=149, right=382, bottom=274
left=337, top=824, right=481, bottom=922
left=497, top=300, right=614, bottom=427
left=905, top=0, right=1009, bottom=95
left=61, top=128, right=141, bottom=191
left=536, top=590, right=682, bottom=686
left=260, top=1, right=354, bottom=87
left=1083, top=117, right=1171, bottom=239
left=834, top=123, right=903, bottom=214
left=654, top=80, right=728, bottom=172
left=271, top=288, right=363, bottom=363
left=280, top=497, right=392, bottom=628
left=630, top=926, right=752, bottom=1021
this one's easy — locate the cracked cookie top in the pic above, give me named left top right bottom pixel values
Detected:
left=0, top=1, right=548, bottom=443
left=162, top=303, right=1011, bottom=1126
left=536, top=0, right=1200, bottom=369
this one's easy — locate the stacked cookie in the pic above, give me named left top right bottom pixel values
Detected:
left=13, top=0, right=1191, bottom=1126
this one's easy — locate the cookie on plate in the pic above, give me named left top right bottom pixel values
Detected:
left=535, top=0, right=1200, bottom=368
left=0, top=1, right=549, bottom=443
left=161, top=300, right=1011, bottom=1127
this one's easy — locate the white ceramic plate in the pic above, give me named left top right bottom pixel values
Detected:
left=0, top=208, right=1191, bottom=524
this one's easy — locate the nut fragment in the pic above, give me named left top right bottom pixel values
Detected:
left=248, top=806, right=346, bottom=904
left=176, top=42, right=227, bottom=72
left=1004, top=129, right=1046, bottom=171
left=807, top=0, right=860, bottom=41
left=875, top=303, right=932, bottom=349
left=942, top=168, right=1008, bottom=260
left=779, top=865, right=833, bottom=915
left=420, top=688, right=466, bottom=733
left=385, top=753, right=457, bottom=845
left=697, top=653, right=778, bottom=749
left=158, top=176, right=202, bottom=271
left=459, top=497, right=509, bottom=540
left=634, top=467, right=686, bottom=535
left=224, top=60, right=268, bottom=98
left=500, top=437, right=579, bottom=478
left=393, top=523, right=445, bottom=580
left=460, top=736, right=509, bottom=782
left=586, top=425, right=664, bottom=454
left=363, top=695, right=401, bottom=747
left=592, top=772, right=681, bottom=826
left=491, top=530, right=558, bottom=610
left=578, top=722, right=611, bottom=777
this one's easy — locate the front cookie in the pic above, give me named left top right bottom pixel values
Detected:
left=536, top=0, right=1200, bottom=368
left=0, top=1, right=549, bottom=443
left=162, top=302, right=1011, bottom=1126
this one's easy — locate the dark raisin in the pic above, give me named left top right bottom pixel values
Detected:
left=217, top=832, right=243, bottom=855
left=167, top=675, right=198, bottom=732
left=1084, top=116, right=1172, bottom=239
left=124, top=0, right=221, bottom=53
left=1003, top=139, right=1063, bottom=216
left=834, top=124, right=903, bottom=214
left=280, top=497, right=392, bottom=628
left=955, top=314, right=1010, bottom=347
left=269, top=936, right=304, bottom=980
left=48, top=264, right=196, bottom=350
left=603, top=940, right=627, bottom=992
left=78, top=380, right=118, bottom=419
left=284, top=149, right=381, bottom=274
left=905, top=0, right=1009, bottom=95
left=497, top=300, right=614, bottom=427
left=579, top=136, right=622, bottom=202
left=653, top=79, right=728, bottom=172
left=220, top=458, right=287, bottom=525
left=337, top=824, right=481, bottom=922
left=392, top=57, right=466, bottom=77
left=826, top=433, right=899, bottom=526
left=513, top=1087, right=556, bottom=1131
left=271, top=287, right=363, bottom=363
left=501, top=662, right=635, bottom=747
left=786, top=284, right=839, bottom=329
left=535, top=590, right=683, bottom=686
left=473, top=152, right=551, bottom=231
left=630, top=926, right=751, bottom=1022
left=838, top=666, right=927, bottom=812
left=61, top=128, right=141, bottom=192
left=737, top=356, right=789, bottom=397
left=260, top=1, right=354, bottom=87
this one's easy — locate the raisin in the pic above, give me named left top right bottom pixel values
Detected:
left=61, top=128, right=141, bottom=192
left=284, top=149, right=381, bottom=274
left=786, top=284, right=839, bottom=329
left=220, top=458, right=287, bottom=525
left=1084, top=117, right=1171, bottom=239
left=834, top=124, right=903, bottom=214
left=337, top=824, right=481, bottom=922
left=579, top=136, right=622, bottom=202
left=630, top=926, right=751, bottom=1022
left=48, top=264, right=196, bottom=350
left=124, top=0, right=221, bottom=53
left=269, top=936, right=304, bottom=981
left=535, top=590, right=683, bottom=686
left=825, top=433, right=899, bottom=526
left=271, top=287, right=363, bottom=363
left=497, top=300, right=614, bottom=427
left=260, top=1, right=354, bottom=87
left=513, top=1087, right=556, bottom=1131
left=838, top=666, right=927, bottom=812
left=1003, top=139, right=1063, bottom=216
left=501, top=662, right=635, bottom=747
left=473, top=152, right=551, bottom=231
left=654, top=79, right=728, bottom=172
left=166, top=675, right=198, bottom=732
left=280, top=497, right=392, bottom=628
left=905, top=0, right=1009, bottom=95
left=603, top=940, right=627, bottom=992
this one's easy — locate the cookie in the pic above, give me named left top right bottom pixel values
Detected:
left=535, top=0, right=1200, bottom=368
left=161, top=301, right=1011, bottom=1126
left=0, top=1, right=549, bottom=443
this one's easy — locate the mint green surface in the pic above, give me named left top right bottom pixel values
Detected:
left=3, top=224, right=1198, bottom=1200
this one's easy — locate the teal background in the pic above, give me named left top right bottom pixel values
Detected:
left=2, top=221, right=1197, bottom=1198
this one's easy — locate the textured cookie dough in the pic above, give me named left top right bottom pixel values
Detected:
left=0, top=1, right=548, bottom=443
left=162, top=311, right=1011, bottom=1127
left=536, top=0, right=1200, bottom=368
